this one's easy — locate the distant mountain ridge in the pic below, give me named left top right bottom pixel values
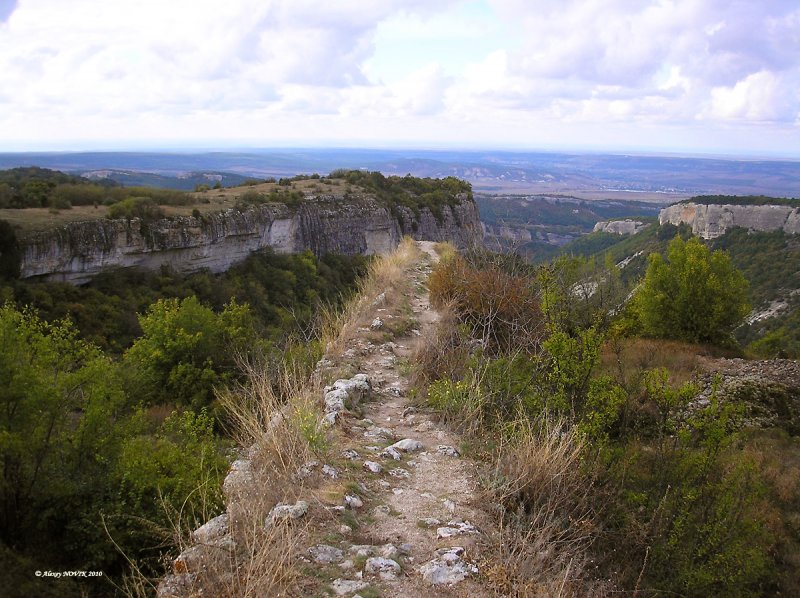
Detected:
left=1, top=149, right=799, bottom=198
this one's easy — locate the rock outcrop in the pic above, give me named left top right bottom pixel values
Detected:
left=18, top=194, right=482, bottom=283
left=659, top=202, right=800, bottom=239
left=593, top=219, right=648, bottom=235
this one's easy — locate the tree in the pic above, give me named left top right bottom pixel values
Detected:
left=0, top=304, right=125, bottom=551
left=635, top=236, right=749, bottom=345
left=123, top=296, right=254, bottom=409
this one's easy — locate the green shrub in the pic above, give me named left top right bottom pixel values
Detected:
left=108, top=196, right=166, bottom=220
left=634, top=236, right=749, bottom=345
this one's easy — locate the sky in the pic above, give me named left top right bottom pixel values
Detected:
left=0, top=0, right=798, bottom=156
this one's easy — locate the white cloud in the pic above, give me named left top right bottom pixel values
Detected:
left=0, top=0, right=798, bottom=153
left=709, top=71, right=797, bottom=121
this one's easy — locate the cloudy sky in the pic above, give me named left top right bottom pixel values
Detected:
left=1, top=0, right=798, bottom=156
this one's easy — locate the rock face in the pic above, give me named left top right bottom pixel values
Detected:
left=18, top=194, right=483, bottom=283
left=593, top=219, right=648, bottom=235
left=659, top=202, right=800, bottom=239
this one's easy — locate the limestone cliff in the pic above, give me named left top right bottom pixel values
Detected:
left=592, top=219, right=648, bottom=235
left=659, top=202, right=800, bottom=239
left=19, top=194, right=482, bottom=284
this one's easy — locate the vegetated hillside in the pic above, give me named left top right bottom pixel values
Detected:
left=82, top=169, right=251, bottom=190
left=0, top=246, right=368, bottom=597
left=0, top=167, right=474, bottom=232
left=558, top=218, right=800, bottom=356
left=477, top=193, right=662, bottom=261
left=421, top=242, right=800, bottom=595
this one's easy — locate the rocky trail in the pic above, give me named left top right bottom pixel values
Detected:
left=302, top=241, right=495, bottom=597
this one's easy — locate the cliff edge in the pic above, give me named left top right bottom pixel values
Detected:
left=18, top=193, right=483, bottom=284
left=659, top=202, right=800, bottom=239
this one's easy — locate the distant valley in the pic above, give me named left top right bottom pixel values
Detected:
left=1, top=149, right=798, bottom=199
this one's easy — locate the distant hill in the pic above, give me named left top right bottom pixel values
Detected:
left=477, top=193, right=662, bottom=260
left=82, top=169, right=250, bottom=190
left=1, top=149, right=799, bottom=198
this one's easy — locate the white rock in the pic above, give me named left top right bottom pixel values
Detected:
left=296, top=460, right=319, bottom=479
left=389, top=438, right=424, bottom=453
left=436, top=520, right=478, bottom=538
left=370, top=317, right=384, bottom=330
left=415, top=421, right=436, bottom=433
left=222, top=459, right=253, bottom=501
left=364, top=557, right=401, bottom=580
left=309, top=544, right=344, bottom=564
left=437, top=445, right=460, bottom=457
left=266, top=500, right=308, bottom=526
left=419, top=547, right=477, bottom=585
left=322, top=464, right=339, bottom=479
left=363, top=461, right=383, bottom=474
left=380, top=446, right=402, bottom=460
left=324, top=388, right=348, bottom=412
left=389, top=468, right=411, bottom=479
left=365, top=426, right=395, bottom=441
left=191, top=513, right=229, bottom=545
left=331, top=578, right=368, bottom=596
left=419, top=517, right=441, bottom=528
left=378, top=544, right=400, bottom=560
left=349, top=545, right=375, bottom=558
left=341, top=449, right=360, bottom=460
left=344, top=495, right=363, bottom=509
left=442, top=499, right=456, bottom=514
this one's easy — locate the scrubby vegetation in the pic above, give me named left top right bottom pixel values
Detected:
left=0, top=249, right=368, bottom=597
left=328, top=169, right=472, bottom=221
left=0, top=167, right=190, bottom=210
left=417, top=241, right=794, bottom=596
left=679, top=195, right=800, bottom=207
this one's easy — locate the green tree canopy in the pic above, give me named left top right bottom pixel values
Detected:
left=635, top=236, right=749, bottom=345
left=123, top=296, right=255, bottom=410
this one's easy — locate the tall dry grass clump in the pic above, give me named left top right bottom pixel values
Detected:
left=486, top=418, right=607, bottom=597
left=185, top=355, right=323, bottom=596
left=428, top=251, right=543, bottom=354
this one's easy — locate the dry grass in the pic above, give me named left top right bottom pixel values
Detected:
left=322, top=237, right=421, bottom=357
left=599, top=337, right=705, bottom=388
left=740, top=429, right=800, bottom=596
left=485, top=418, right=608, bottom=597
left=138, top=354, right=327, bottom=597
left=2, top=178, right=365, bottom=233
left=412, top=303, right=471, bottom=389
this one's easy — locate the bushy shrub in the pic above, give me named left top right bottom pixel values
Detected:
left=108, top=196, right=166, bottom=220
left=429, top=253, right=543, bottom=353
left=635, top=236, right=749, bottom=345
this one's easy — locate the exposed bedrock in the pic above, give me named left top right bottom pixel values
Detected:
left=19, top=194, right=483, bottom=283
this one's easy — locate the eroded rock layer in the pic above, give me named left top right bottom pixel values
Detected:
left=659, top=202, right=800, bottom=239
left=19, top=194, right=482, bottom=283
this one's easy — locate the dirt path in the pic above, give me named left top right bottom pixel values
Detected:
left=307, top=241, right=495, bottom=597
